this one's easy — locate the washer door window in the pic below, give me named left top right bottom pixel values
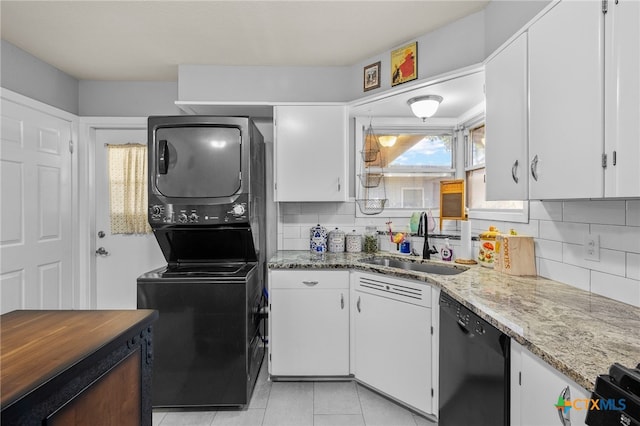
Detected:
left=155, top=126, right=241, bottom=198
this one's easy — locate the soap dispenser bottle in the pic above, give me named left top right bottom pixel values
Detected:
left=441, top=238, right=453, bottom=262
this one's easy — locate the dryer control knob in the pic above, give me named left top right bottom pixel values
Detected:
left=231, top=204, right=246, bottom=217
left=151, top=205, right=163, bottom=215
left=178, top=213, right=188, bottom=223
left=189, top=213, right=199, bottom=222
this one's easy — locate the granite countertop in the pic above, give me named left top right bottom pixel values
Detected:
left=268, top=250, right=640, bottom=391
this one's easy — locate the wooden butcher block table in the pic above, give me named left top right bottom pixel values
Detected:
left=1, top=309, right=158, bottom=426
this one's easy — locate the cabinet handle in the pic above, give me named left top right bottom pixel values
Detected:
left=511, top=160, right=519, bottom=184
left=340, top=293, right=344, bottom=309
left=302, top=281, right=318, bottom=286
left=356, top=296, right=361, bottom=313
left=530, top=155, right=539, bottom=181
left=557, top=386, right=571, bottom=426
left=337, top=177, right=341, bottom=192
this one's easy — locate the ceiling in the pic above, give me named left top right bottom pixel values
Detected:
left=350, top=68, right=485, bottom=119
left=0, top=0, right=489, bottom=82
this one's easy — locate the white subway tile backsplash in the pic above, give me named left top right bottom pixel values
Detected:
left=591, top=271, right=640, bottom=307
left=562, top=243, right=626, bottom=277
left=562, top=200, right=626, bottom=225
left=277, top=199, right=640, bottom=306
left=318, top=214, right=357, bottom=226
left=283, top=214, right=319, bottom=225
left=535, top=239, right=563, bottom=262
left=282, top=225, right=301, bottom=239
left=280, top=203, right=301, bottom=215
left=627, top=200, right=640, bottom=226
left=537, top=258, right=590, bottom=291
left=529, top=201, right=563, bottom=221
left=282, top=238, right=310, bottom=251
left=628, top=253, right=640, bottom=281
left=539, top=220, right=588, bottom=244
left=300, top=202, right=336, bottom=215
left=335, top=202, right=356, bottom=215
left=591, top=224, right=640, bottom=253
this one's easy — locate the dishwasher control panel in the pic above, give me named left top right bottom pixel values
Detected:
left=441, top=292, right=502, bottom=340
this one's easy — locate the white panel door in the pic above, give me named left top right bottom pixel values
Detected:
left=604, top=0, right=640, bottom=197
left=528, top=0, right=604, bottom=199
left=1, top=98, right=73, bottom=313
left=94, top=128, right=164, bottom=309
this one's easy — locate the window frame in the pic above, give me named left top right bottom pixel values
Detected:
left=354, top=116, right=458, bottom=218
left=462, top=114, right=529, bottom=224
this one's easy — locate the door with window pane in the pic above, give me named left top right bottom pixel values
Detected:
left=94, top=127, right=164, bottom=309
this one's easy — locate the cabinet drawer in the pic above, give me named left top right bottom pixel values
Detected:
left=352, top=271, right=431, bottom=308
left=270, top=270, right=349, bottom=289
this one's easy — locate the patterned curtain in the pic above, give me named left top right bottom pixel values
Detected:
left=107, top=144, right=151, bottom=234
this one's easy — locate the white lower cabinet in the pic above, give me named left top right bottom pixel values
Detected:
left=269, top=270, right=349, bottom=376
left=351, top=271, right=434, bottom=415
left=511, top=341, right=590, bottom=426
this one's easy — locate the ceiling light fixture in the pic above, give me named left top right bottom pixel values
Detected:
left=407, top=95, right=443, bottom=121
left=378, top=136, right=397, bottom=147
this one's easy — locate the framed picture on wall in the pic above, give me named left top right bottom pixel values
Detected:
left=391, top=42, right=417, bottom=86
left=363, top=61, right=381, bottom=92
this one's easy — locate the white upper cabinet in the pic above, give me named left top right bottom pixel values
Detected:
left=485, top=32, right=529, bottom=201
left=528, top=0, right=604, bottom=199
left=604, top=0, right=640, bottom=197
left=274, top=104, right=348, bottom=202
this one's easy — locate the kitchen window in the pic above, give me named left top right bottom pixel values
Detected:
left=355, top=119, right=456, bottom=217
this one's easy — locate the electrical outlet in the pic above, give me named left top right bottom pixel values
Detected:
left=583, top=234, right=600, bottom=262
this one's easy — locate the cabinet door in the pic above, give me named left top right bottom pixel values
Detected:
left=274, top=105, right=347, bottom=202
left=515, top=344, right=590, bottom=426
left=604, top=0, right=640, bottom=197
left=269, top=270, right=349, bottom=376
left=354, top=291, right=432, bottom=414
left=485, top=33, right=528, bottom=201
left=528, top=1, right=604, bottom=199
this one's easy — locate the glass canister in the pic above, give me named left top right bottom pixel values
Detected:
left=363, top=226, right=378, bottom=254
left=310, top=224, right=328, bottom=254
left=328, top=227, right=346, bottom=252
left=346, top=230, right=362, bottom=253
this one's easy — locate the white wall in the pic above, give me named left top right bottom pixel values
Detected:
left=79, top=81, right=181, bottom=116
left=1, top=39, right=79, bottom=114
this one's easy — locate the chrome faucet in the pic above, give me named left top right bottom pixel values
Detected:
left=418, top=212, right=438, bottom=260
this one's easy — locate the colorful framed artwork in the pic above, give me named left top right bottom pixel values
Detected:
left=363, top=61, right=381, bottom=92
left=391, top=42, right=417, bottom=86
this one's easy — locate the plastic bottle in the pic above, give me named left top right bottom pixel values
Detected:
left=441, top=238, right=453, bottom=262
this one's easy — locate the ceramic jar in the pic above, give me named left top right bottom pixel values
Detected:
left=478, top=226, right=500, bottom=268
left=310, top=224, right=328, bottom=254
left=346, top=230, right=362, bottom=253
left=328, top=228, right=346, bottom=252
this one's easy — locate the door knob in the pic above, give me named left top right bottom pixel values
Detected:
left=95, top=247, right=110, bottom=256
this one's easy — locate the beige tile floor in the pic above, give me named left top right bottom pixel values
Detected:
left=152, top=361, right=436, bottom=426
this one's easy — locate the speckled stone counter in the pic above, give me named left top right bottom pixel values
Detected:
left=268, top=250, right=640, bottom=391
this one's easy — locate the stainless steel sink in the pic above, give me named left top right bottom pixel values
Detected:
left=359, top=257, right=467, bottom=275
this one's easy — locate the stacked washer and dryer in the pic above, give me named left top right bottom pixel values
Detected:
left=137, top=116, right=266, bottom=408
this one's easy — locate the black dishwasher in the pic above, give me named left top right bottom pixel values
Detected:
left=439, top=292, right=510, bottom=425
